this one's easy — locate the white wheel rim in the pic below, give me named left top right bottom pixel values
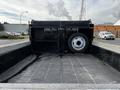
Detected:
left=71, top=36, right=86, bottom=51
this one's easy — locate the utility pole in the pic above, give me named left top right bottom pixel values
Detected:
left=20, top=11, right=28, bottom=24
left=79, top=0, right=86, bottom=20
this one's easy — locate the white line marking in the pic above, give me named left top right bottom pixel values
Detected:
left=60, top=56, right=63, bottom=83
left=83, top=67, right=96, bottom=84
left=44, top=59, right=52, bottom=80
left=69, top=57, right=79, bottom=83
left=77, top=57, right=96, bottom=84
left=0, top=40, right=29, bottom=48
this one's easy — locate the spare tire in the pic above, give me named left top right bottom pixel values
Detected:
left=68, top=33, right=89, bottom=53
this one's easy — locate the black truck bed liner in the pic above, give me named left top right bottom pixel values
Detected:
left=8, top=53, right=120, bottom=84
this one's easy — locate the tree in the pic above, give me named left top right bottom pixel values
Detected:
left=0, top=23, right=4, bottom=31
left=4, top=22, right=9, bottom=24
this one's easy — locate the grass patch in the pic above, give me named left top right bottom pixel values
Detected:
left=0, top=35, right=25, bottom=39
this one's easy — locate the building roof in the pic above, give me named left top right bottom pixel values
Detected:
left=114, top=20, right=120, bottom=25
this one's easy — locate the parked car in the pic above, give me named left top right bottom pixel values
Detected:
left=98, top=31, right=115, bottom=40
left=0, top=31, right=13, bottom=36
left=0, top=31, right=21, bottom=36
left=12, top=32, right=21, bottom=36
left=21, top=32, right=28, bottom=36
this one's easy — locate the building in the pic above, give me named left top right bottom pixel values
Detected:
left=114, top=20, right=120, bottom=26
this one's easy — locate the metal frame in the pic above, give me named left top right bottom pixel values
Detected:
left=29, top=20, right=94, bottom=54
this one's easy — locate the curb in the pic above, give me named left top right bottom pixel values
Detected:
left=93, top=40, right=120, bottom=54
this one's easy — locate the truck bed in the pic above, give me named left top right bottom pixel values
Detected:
left=8, top=53, right=120, bottom=84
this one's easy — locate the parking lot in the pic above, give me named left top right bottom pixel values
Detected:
left=95, top=38, right=120, bottom=46
left=0, top=39, right=29, bottom=47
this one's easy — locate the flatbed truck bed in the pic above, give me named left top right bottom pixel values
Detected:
left=8, top=53, right=120, bottom=84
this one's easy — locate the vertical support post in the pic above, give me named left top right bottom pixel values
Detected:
left=58, top=21, right=65, bottom=56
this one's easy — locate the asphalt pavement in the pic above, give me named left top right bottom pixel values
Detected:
left=94, top=38, right=120, bottom=46
left=0, top=39, right=29, bottom=46
left=8, top=53, right=120, bottom=84
left=0, top=39, right=30, bottom=55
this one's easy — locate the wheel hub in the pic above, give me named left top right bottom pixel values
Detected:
left=77, top=41, right=81, bottom=45
left=71, top=36, right=86, bottom=51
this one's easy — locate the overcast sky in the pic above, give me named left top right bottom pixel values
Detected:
left=0, top=0, right=120, bottom=24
